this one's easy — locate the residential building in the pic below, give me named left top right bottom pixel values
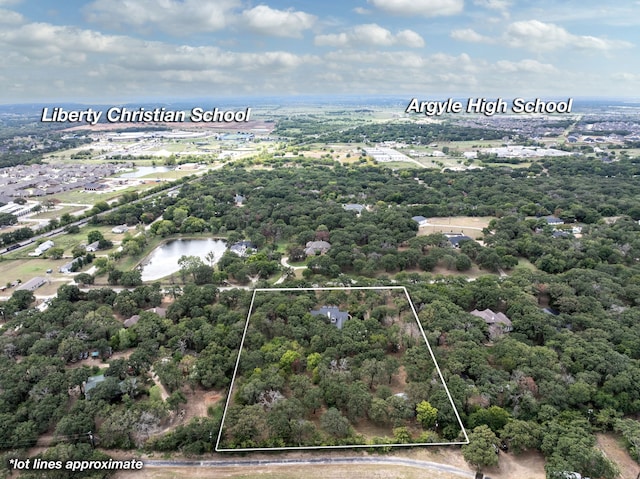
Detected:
left=471, top=308, right=513, bottom=339
left=544, top=216, right=564, bottom=225
left=59, top=257, right=81, bottom=273
left=111, top=224, right=129, bottom=234
left=411, top=215, right=429, bottom=227
left=124, top=315, right=140, bottom=328
left=85, top=241, right=100, bottom=252
left=446, top=233, right=473, bottom=248
left=230, top=240, right=256, bottom=257
left=343, top=204, right=365, bottom=214
left=16, top=276, right=47, bottom=292
left=84, top=374, right=105, bottom=400
left=305, top=240, right=331, bottom=256
left=234, top=194, right=246, bottom=206
left=29, top=240, right=54, bottom=257
left=310, top=306, right=351, bottom=330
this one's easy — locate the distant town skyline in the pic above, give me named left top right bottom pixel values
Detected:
left=0, top=1, right=638, bottom=103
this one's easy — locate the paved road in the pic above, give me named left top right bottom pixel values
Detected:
left=144, top=456, right=476, bottom=478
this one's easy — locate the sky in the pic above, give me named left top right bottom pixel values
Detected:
left=0, top=0, right=639, bottom=103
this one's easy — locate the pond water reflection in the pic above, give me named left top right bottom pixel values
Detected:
left=140, top=238, right=227, bottom=281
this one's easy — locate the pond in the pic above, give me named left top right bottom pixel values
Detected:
left=119, top=166, right=172, bottom=178
left=140, top=238, right=227, bottom=281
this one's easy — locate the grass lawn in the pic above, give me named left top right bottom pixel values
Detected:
left=41, top=183, right=155, bottom=205
left=0, top=258, right=77, bottom=298
left=140, top=170, right=199, bottom=180
left=0, top=258, right=66, bottom=282
left=117, top=464, right=463, bottom=479
left=4, top=225, right=125, bottom=261
left=516, top=258, right=537, bottom=271
left=29, top=205, right=88, bottom=220
left=112, top=234, right=167, bottom=272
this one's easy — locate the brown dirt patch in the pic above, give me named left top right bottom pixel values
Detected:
left=180, top=388, right=223, bottom=423
left=406, top=447, right=546, bottom=479
left=417, top=216, right=494, bottom=240
left=597, top=433, right=640, bottom=479
left=431, top=265, right=494, bottom=279
left=66, top=348, right=134, bottom=369
left=389, top=365, right=407, bottom=395
left=481, top=451, right=546, bottom=479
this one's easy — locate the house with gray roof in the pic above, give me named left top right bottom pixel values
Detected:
left=544, top=216, right=564, bottom=225
left=84, top=374, right=105, bottom=400
left=310, top=305, right=351, bottom=330
left=471, top=308, right=512, bottom=339
left=446, top=234, right=473, bottom=248
left=16, top=276, right=47, bottom=292
left=411, top=215, right=428, bottom=226
left=85, top=241, right=101, bottom=252
left=230, top=240, right=256, bottom=257
left=343, top=204, right=365, bottom=215
left=59, top=257, right=82, bottom=273
left=305, top=240, right=331, bottom=256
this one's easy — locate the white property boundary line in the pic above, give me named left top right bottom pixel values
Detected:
left=215, top=286, right=469, bottom=452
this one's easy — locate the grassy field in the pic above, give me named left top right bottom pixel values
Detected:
left=6, top=225, right=124, bottom=259
left=0, top=224, right=129, bottom=294
left=0, top=258, right=66, bottom=284
left=28, top=205, right=88, bottom=220
left=417, top=216, right=494, bottom=239
left=39, top=186, right=143, bottom=205
left=141, top=169, right=202, bottom=180
left=111, top=234, right=167, bottom=273
left=516, top=258, right=537, bottom=271
left=125, top=464, right=466, bottom=479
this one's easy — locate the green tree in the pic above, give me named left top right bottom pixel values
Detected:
left=320, top=407, right=351, bottom=438
left=393, top=426, right=412, bottom=444
left=468, top=406, right=511, bottom=433
left=74, top=273, right=94, bottom=285
left=500, top=419, right=542, bottom=454
left=416, top=400, right=438, bottom=429
left=462, top=425, right=500, bottom=470
left=87, top=230, right=104, bottom=244
left=47, top=247, right=64, bottom=259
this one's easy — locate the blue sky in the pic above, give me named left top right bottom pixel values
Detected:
left=0, top=0, right=638, bottom=102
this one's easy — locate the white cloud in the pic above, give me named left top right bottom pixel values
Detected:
left=473, top=0, right=510, bottom=10
left=0, top=23, right=131, bottom=56
left=505, top=20, right=632, bottom=51
left=241, top=5, right=316, bottom=38
left=452, top=20, right=631, bottom=51
left=611, top=72, right=640, bottom=82
left=84, top=0, right=240, bottom=34
left=315, top=24, right=424, bottom=48
left=495, top=59, right=556, bottom=74
left=353, top=7, right=372, bottom=14
left=0, top=8, right=23, bottom=24
left=367, top=0, right=463, bottom=17
left=450, top=28, right=492, bottom=43
left=397, top=29, right=426, bottom=47
left=0, top=5, right=636, bottom=100
left=324, top=50, right=477, bottom=73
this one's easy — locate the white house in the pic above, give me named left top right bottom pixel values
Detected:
left=29, top=240, right=54, bottom=257
left=111, top=224, right=129, bottom=234
left=411, top=216, right=429, bottom=227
